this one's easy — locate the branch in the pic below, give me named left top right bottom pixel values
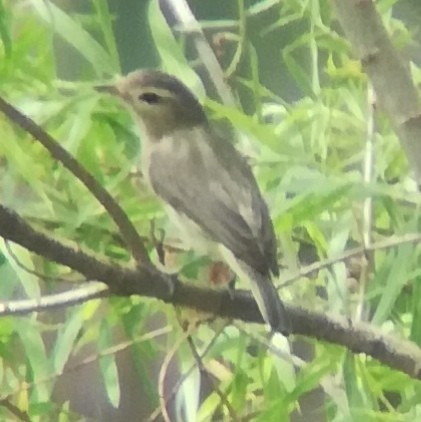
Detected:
left=333, top=0, right=421, bottom=185
left=0, top=96, right=149, bottom=266
left=0, top=399, right=30, bottom=422
left=0, top=281, right=108, bottom=316
left=185, top=326, right=238, bottom=420
left=279, top=232, right=421, bottom=289
left=159, top=0, right=236, bottom=106
left=1, top=204, right=421, bottom=380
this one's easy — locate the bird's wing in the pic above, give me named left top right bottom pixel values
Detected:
left=148, top=127, right=278, bottom=276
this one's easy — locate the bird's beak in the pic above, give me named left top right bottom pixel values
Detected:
left=94, top=84, right=120, bottom=96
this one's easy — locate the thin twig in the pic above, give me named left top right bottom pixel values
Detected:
left=157, top=324, right=197, bottom=422
left=185, top=329, right=239, bottom=421
left=0, top=281, right=108, bottom=316
left=0, top=399, right=30, bottom=422
left=355, top=85, right=376, bottom=321
left=278, top=233, right=421, bottom=290
left=150, top=219, right=166, bottom=266
left=146, top=324, right=226, bottom=422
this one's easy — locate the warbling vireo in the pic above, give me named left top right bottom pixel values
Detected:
left=97, top=70, right=291, bottom=335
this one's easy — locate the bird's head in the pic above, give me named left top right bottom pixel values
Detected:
left=96, top=70, right=207, bottom=139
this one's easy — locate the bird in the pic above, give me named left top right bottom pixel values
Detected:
left=96, top=69, right=291, bottom=335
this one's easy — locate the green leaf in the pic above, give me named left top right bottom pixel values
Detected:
left=92, top=0, right=120, bottom=73
left=0, top=243, right=40, bottom=299
left=275, top=180, right=354, bottom=229
left=52, top=306, right=86, bottom=374
left=371, top=243, right=413, bottom=325
left=15, top=318, right=51, bottom=401
left=147, top=0, right=203, bottom=94
left=410, top=275, right=421, bottom=344
left=343, top=351, right=370, bottom=417
left=29, top=0, right=115, bottom=76
left=98, top=319, right=120, bottom=408
left=0, top=0, right=12, bottom=58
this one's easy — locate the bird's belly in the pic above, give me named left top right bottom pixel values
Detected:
left=165, top=206, right=219, bottom=257
left=142, top=137, right=219, bottom=257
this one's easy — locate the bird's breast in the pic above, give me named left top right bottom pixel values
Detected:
left=140, top=132, right=218, bottom=257
left=141, top=133, right=187, bottom=188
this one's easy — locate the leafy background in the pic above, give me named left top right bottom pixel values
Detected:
left=1, top=0, right=421, bottom=420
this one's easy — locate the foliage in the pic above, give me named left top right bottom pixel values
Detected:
left=0, top=0, right=421, bottom=420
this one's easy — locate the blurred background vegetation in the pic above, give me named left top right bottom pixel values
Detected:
left=1, top=0, right=421, bottom=420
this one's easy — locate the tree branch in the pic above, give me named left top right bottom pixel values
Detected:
left=1, top=204, right=421, bottom=380
left=333, top=0, right=421, bottom=185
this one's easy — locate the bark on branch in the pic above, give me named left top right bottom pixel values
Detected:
left=1, top=204, right=421, bottom=380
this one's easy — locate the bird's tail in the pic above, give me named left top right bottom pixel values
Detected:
left=242, top=263, right=291, bottom=335
left=218, top=246, right=291, bottom=334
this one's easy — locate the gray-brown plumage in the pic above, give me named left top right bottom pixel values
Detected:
left=97, top=70, right=291, bottom=335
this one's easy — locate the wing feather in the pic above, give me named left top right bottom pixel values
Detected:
left=147, top=127, right=278, bottom=276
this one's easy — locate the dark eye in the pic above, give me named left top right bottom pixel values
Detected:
left=138, top=92, right=160, bottom=104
